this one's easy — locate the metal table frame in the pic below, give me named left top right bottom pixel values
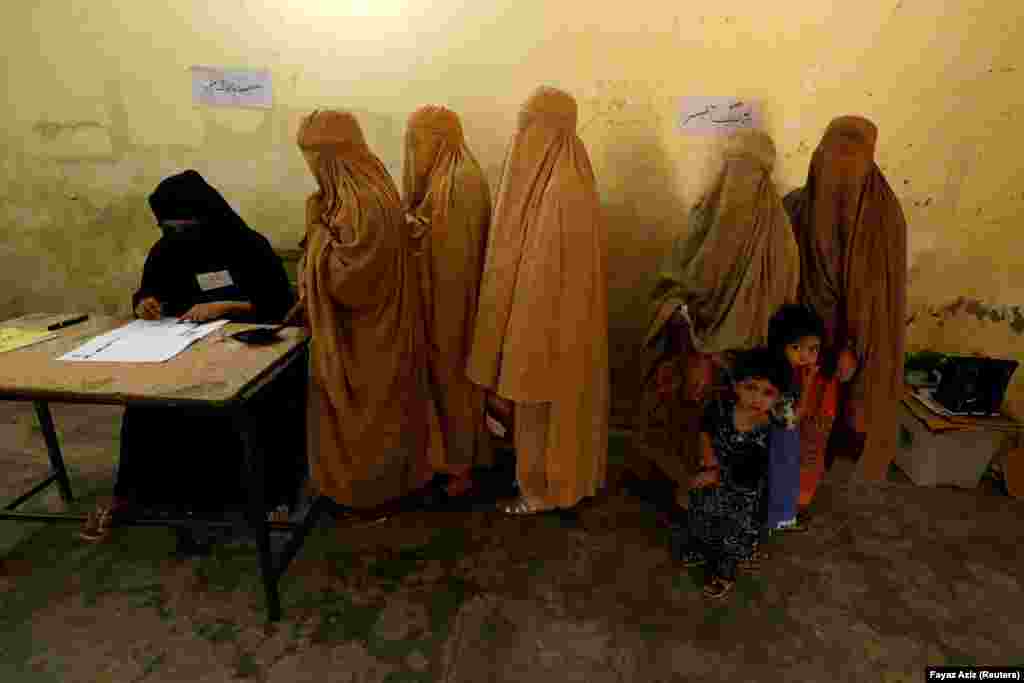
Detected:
left=0, top=342, right=323, bottom=622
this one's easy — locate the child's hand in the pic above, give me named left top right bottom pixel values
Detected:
left=838, top=349, right=857, bottom=383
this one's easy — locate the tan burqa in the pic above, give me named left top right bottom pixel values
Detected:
left=783, top=116, right=907, bottom=482
left=402, top=105, right=493, bottom=475
left=645, top=129, right=800, bottom=354
left=634, top=130, right=799, bottom=497
left=467, top=86, right=609, bottom=509
left=297, top=110, right=431, bottom=508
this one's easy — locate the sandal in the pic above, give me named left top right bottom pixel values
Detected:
left=703, top=576, right=735, bottom=599
left=500, top=495, right=556, bottom=516
left=79, top=504, right=117, bottom=543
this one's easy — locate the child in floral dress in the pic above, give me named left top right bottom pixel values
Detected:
left=672, top=347, right=790, bottom=599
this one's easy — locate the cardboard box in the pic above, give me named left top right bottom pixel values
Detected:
left=895, top=404, right=1003, bottom=488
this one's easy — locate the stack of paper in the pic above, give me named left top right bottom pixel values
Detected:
left=59, top=318, right=229, bottom=363
left=903, top=387, right=1022, bottom=434
left=912, top=387, right=998, bottom=418
left=0, top=327, right=59, bottom=354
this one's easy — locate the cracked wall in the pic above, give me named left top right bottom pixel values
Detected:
left=2, top=0, right=1023, bottom=416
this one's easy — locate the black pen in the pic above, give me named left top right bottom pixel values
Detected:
left=48, top=315, right=89, bottom=331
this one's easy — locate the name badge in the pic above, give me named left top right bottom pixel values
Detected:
left=196, top=270, right=234, bottom=292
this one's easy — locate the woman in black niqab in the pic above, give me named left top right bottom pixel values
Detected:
left=134, top=169, right=294, bottom=322
left=81, top=171, right=306, bottom=548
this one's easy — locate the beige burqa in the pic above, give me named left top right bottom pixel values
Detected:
left=402, top=106, right=493, bottom=475
left=297, top=110, right=431, bottom=508
left=645, top=129, right=800, bottom=355
left=783, top=116, right=907, bottom=482
left=467, top=86, right=609, bottom=509
left=633, top=130, right=799, bottom=496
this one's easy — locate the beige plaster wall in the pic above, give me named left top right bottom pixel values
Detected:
left=2, top=0, right=1022, bottom=412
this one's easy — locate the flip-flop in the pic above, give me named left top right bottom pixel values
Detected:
left=500, top=496, right=556, bottom=516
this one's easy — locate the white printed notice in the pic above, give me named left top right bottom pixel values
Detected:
left=60, top=319, right=228, bottom=363
left=191, top=66, right=273, bottom=109
left=678, top=97, right=760, bottom=135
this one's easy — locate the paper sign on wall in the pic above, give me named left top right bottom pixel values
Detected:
left=678, top=97, right=760, bottom=135
left=191, top=66, right=273, bottom=109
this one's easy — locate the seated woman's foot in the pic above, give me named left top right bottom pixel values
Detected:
left=79, top=498, right=130, bottom=543
left=499, top=495, right=557, bottom=516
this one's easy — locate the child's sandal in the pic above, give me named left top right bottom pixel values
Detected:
left=703, top=577, right=735, bottom=599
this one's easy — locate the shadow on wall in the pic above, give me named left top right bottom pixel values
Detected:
left=591, top=112, right=689, bottom=424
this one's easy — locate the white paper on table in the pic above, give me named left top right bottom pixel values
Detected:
left=59, top=319, right=229, bottom=363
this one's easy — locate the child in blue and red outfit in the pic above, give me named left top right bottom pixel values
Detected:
left=763, top=304, right=858, bottom=535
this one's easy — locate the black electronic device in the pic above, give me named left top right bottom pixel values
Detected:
left=932, top=355, right=1018, bottom=415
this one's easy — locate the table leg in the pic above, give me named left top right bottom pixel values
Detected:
left=33, top=401, right=73, bottom=503
left=234, top=408, right=281, bottom=622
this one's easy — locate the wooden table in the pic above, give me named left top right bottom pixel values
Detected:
left=0, top=313, right=316, bottom=622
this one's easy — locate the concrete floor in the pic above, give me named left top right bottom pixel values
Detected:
left=1, top=401, right=1022, bottom=682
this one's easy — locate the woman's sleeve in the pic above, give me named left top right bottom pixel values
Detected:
left=310, top=217, right=400, bottom=311
left=131, top=241, right=168, bottom=314
left=234, top=234, right=296, bottom=324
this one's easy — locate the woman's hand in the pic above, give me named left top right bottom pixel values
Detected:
left=178, top=302, right=232, bottom=323
left=135, top=297, right=162, bottom=320
left=838, top=349, right=857, bottom=383
left=800, top=364, right=818, bottom=390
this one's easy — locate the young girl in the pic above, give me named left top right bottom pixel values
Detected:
left=672, top=347, right=789, bottom=599
left=766, top=304, right=857, bottom=527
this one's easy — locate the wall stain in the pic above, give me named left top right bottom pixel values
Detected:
left=32, top=120, right=105, bottom=142
left=925, top=297, right=1024, bottom=336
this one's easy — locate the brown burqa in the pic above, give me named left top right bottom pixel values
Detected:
left=783, top=116, right=908, bottom=482
left=402, top=106, right=493, bottom=476
left=297, top=110, right=432, bottom=508
left=634, top=129, right=800, bottom=499
left=467, top=86, right=609, bottom=509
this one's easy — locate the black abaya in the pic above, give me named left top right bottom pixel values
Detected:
left=115, top=170, right=305, bottom=513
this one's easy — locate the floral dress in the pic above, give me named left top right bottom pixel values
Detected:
left=673, top=397, right=771, bottom=581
